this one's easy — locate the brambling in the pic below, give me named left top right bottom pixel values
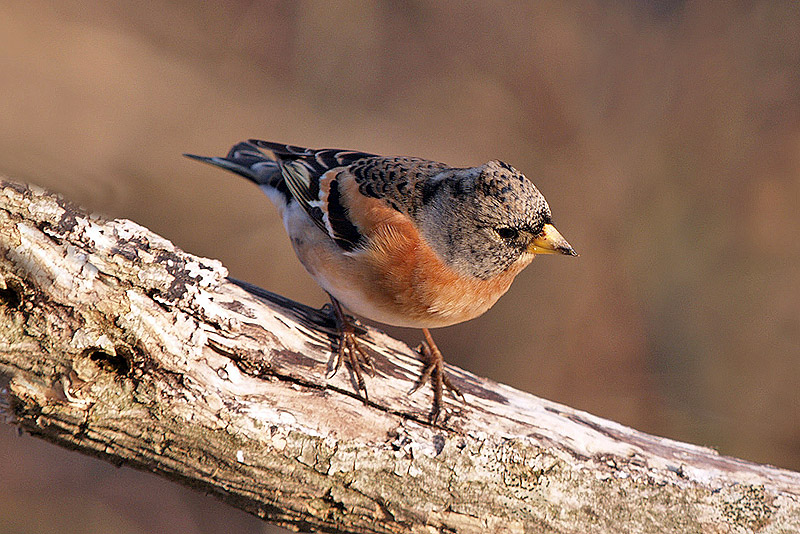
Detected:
left=186, top=141, right=576, bottom=422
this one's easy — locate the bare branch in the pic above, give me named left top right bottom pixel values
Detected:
left=1, top=179, right=798, bottom=533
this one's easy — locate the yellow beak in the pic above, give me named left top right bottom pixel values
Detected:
left=527, top=223, right=577, bottom=256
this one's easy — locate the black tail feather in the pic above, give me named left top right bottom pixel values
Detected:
left=184, top=142, right=280, bottom=187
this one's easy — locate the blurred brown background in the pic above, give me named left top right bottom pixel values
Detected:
left=1, top=1, right=798, bottom=533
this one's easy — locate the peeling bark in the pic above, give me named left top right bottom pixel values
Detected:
left=0, top=179, right=798, bottom=534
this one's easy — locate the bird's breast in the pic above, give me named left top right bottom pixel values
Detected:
left=287, top=200, right=531, bottom=328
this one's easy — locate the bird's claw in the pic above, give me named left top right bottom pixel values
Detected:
left=326, top=296, right=375, bottom=401
left=409, top=330, right=465, bottom=423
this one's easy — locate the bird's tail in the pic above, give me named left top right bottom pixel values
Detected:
left=184, top=142, right=281, bottom=188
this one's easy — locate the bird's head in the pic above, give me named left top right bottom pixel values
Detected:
left=418, top=160, right=576, bottom=279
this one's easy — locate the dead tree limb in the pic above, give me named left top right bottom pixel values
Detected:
left=0, top=179, right=798, bottom=534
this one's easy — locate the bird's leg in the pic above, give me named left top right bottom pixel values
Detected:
left=325, top=294, right=374, bottom=400
left=410, top=328, right=464, bottom=423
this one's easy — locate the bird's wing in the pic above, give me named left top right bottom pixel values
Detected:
left=249, top=140, right=447, bottom=252
left=249, top=140, right=377, bottom=245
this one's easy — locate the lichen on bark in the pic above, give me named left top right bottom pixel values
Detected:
left=1, top=179, right=800, bottom=533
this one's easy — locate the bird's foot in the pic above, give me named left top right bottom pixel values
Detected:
left=325, top=296, right=374, bottom=400
left=409, top=328, right=465, bottom=423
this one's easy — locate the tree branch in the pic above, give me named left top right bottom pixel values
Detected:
left=0, top=179, right=798, bottom=534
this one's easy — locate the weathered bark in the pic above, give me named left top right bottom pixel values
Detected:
left=0, top=178, right=798, bottom=534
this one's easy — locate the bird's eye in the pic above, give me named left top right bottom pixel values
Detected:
left=495, top=227, right=519, bottom=240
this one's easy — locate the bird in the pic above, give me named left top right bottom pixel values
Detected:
left=185, top=140, right=576, bottom=422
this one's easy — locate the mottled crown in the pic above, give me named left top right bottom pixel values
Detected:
left=416, top=160, right=552, bottom=279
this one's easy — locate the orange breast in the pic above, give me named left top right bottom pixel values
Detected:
left=358, top=217, right=531, bottom=327
left=325, top=172, right=533, bottom=328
